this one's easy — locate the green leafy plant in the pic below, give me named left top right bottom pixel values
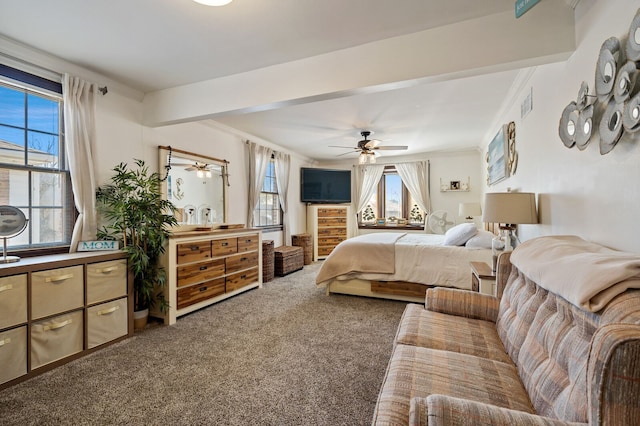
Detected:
left=410, top=204, right=423, bottom=223
left=362, top=204, right=376, bottom=222
left=96, top=159, right=177, bottom=312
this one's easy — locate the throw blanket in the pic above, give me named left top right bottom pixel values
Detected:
left=315, top=232, right=406, bottom=284
left=510, top=235, right=640, bottom=312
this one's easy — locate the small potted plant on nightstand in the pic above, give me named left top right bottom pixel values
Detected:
left=96, top=159, right=177, bottom=329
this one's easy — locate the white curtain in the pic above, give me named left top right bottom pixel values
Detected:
left=246, top=141, right=273, bottom=227
left=274, top=151, right=291, bottom=245
left=351, top=164, right=384, bottom=236
left=63, top=74, right=98, bottom=252
left=396, top=161, right=431, bottom=230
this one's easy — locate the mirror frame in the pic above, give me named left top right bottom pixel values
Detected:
left=158, top=145, right=230, bottom=227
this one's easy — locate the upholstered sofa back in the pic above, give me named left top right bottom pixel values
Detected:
left=497, top=267, right=640, bottom=423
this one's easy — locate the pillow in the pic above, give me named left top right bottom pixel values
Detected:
left=443, top=223, right=477, bottom=246
left=465, top=230, right=496, bottom=249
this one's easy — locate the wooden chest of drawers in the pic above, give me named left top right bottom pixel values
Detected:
left=160, top=229, right=263, bottom=325
left=307, top=205, right=352, bottom=261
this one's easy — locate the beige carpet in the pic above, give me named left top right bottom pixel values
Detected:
left=0, top=262, right=407, bottom=425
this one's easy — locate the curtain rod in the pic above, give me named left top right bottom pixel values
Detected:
left=158, top=145, right=229, bottom=164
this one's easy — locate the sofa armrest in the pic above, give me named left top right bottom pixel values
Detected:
left=410, top=395, right=586, bottom=426
left=425, top=288, right=500, bottom=323
left=588, top=323, right=640, bottom=425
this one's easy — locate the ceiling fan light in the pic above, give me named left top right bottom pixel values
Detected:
left=369, top=153, right=376, bottom=164
left=197, top=170, right=204, bottom=178
left=358, top=152, right=367, bottom=164
left=192, top=0, right=232, bottom=6
left=206, top=170, right=212, bottom=178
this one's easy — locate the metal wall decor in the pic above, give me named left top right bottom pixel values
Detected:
left=559, top=8, right=640, bottom=154
left=507, top=121, right=518, bottom=176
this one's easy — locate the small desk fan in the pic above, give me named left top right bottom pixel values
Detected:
left=0, top=206, right=29, bottom=263
left=427, top=210, right=455, bottom=234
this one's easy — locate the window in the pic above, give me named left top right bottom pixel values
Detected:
left=0, top=73, right=74, bottom=252
left=359, top=166, right=425, bottom=226
left=253, top=158, right=282, bottom=228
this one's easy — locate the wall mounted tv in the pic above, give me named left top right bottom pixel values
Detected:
left=300, top=167, right=351, bottom=204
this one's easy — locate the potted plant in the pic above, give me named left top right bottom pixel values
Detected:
left=96, top=159, right=177, bottom=329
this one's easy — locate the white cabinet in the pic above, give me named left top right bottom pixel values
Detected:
left=0, top=251, right=131, bottom=390
left=306, top=205, right=352, bottom=261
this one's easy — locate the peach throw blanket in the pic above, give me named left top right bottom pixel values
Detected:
left=510, top=235, right=640, bottom=312
left=315, top=232, right=406, bottom=285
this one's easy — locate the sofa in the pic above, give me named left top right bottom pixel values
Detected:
left=372, top=235, right=640, bottom=425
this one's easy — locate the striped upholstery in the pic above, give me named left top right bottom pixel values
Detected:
left=373, top=242, right=640, bottom=426
left=372, top=344, right=534, bottom=425
left=395, top=303, right=511, bottom=364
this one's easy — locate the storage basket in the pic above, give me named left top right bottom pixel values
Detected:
left=274, top=246, right=304, bottom=276
left=262, top=240, right=275, bottom=282
left=291, top=233, right=313, bottom=265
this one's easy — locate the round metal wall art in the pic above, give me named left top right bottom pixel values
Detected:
left=559, top=8, right=640, bottom=155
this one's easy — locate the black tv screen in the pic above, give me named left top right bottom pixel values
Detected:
left=301, top=168, right=351, bottom=204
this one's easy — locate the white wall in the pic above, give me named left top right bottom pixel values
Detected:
left=482, top=0, right=640, bottom=253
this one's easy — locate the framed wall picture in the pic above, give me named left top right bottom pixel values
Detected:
left=487, top=124, right=509, bottom=186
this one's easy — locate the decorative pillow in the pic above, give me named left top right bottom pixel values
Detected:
left=443, top=223, right=478, bottom=246
left=465, top=230, right=496, bottom=249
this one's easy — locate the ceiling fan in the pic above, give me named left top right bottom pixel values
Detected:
left=330, top=131, right=408, bottom=163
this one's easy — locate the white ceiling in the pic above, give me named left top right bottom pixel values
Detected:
left=0, top=0, right=576, bottom=162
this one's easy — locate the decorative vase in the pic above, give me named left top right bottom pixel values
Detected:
left=133, top=308, right=149, bottom=330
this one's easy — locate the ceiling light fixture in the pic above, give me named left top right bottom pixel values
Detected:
left=192, top=0, right=232, bottom=5
left=358, top=151, right=376, bottom=164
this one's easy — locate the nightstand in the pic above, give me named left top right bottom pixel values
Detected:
left=469, top=261, right=497, bottom=296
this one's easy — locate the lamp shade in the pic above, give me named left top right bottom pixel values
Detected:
left=459, top=202, right=482, bottom=218
left=482, top=192, right=538, bottom=225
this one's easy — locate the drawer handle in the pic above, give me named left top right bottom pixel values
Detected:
left=199, top=266, right=208, bottom=271
left=199, top=286, right=208, bottom=292
left=0, top=338, right=10, bottom=347
left=245, top=239, right=252, bottom=243
left=190, top=246, right=200, bottom=251
left=45, top=273, right=74, bottom=283
left=43, top=319, right=72, bottom=331
left=241, top=257, right=247, bottom=262
left=241, top=275, right=247, bottom=279
left=0, top=284, right=13, bottom=293
left=96, top=266, right=119, bottom=274
left=221, top=242, right=228, bottom=246
left=97, top=306, right=119, bottom=316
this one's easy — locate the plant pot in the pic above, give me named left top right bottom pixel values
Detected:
left=133, top=308, right=149, bottom=330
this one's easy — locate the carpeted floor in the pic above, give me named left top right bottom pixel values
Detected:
left=0, top=262, right=407, bottom=425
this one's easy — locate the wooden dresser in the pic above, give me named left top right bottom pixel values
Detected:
left=158, top=229, right=262, bottom=325
left=0, top=251, right=131, bottom=390
left=306, top=205, right=352, bottom=261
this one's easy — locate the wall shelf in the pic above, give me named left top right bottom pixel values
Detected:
left=440, top=177, right=470, bottom=192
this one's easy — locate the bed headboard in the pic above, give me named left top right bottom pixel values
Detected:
left=483, top=222, right=500, bottom=235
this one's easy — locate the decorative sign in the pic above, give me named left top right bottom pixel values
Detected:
left=515, top=0, right=541, bottom=18
left=78, top=240, right=119, bottom=251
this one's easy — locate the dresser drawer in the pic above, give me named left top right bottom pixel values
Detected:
left=0, top=326, right=27, bottom=385
left=237, top=234, right=259, bottom=253
left=0, top=274, right=27, bottom=329
left=318, top=236, right=346, bottom=246
left=31, top=310, right=83, bottom=369
left=317, top=217, right=347, bottom=227
left=32, top=266, right=84, bottom=320
left=317, top=208, right=347, bottom=218
left=177, top=258, right=225, bottom=288
left=212, top=238, right=238, bottom=256
left=225, top=252, right=259, bottom=274
left=318, top=246, right=338, bottom=256
left=177, top=278, right=225, bottom=310
left=87, top=298, right=128, bottom=349
left=177, top=241, right=211, bottom=264
left=318, top=227, right=347, bottom=237
left=86, top=259, right=128, bottom=305
left=226, top=268, right=258, bottom=292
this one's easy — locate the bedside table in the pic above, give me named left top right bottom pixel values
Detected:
left=469, top=261, right=496, bottom=296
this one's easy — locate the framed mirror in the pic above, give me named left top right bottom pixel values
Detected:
left=158, top=146, right=229, bottom=228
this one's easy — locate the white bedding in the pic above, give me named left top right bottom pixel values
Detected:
left=318, top=233, right=493, bottom=290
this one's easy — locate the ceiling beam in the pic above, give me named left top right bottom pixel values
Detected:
left=143, top=1, right=575, bottom=127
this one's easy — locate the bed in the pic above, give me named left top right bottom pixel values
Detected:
left=315, top=231, right=494, bottom=303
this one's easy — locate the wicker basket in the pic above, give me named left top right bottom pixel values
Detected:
left=262, top=240, right=275, bottom=282
left=291, top=233, right=313, bottom=265
left=274, top=246, right=304, bottom=276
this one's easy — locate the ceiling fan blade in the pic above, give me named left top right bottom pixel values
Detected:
left=364, top=140, right=381, bottom=149
left=336, top=151, right=358, bottom=157
left=374, top=145, right=408, bottom=151
left=329, top=145, right=357, bottom=149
